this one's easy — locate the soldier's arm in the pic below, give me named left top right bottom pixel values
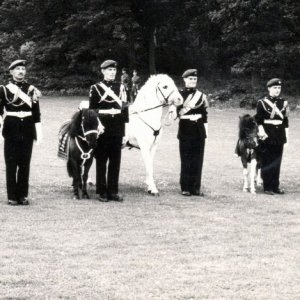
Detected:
left=283, top=100, right=289, bottom=145
left=89, top=85, right=99, bottom=109
left=32, top=99, right=41, bottom=123
left=255, top=100, right=268, bottom=140
left=0, top=86, right=5, bottom=127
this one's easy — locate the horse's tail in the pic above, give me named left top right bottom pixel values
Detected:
left=67, top=159, right=73, bottom=178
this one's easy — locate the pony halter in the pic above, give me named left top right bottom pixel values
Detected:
left=80, top=118, right=102, bottom=140
left=156, top=85, right=175, bottom=105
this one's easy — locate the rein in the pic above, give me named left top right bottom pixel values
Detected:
left=75, top=116, right=101, bottom=177
left=74, top=136, right=94, bottom=176
left=129, top=102, right=169, bottom=115
left=129, top=85, right=174, bottom=143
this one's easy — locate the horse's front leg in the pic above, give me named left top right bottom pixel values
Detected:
left=82, top=158, right=93, bottom=199
left=249, top=159, right=257, bottom=194
left=256, top=167, right=263, bottom=187
left=140, top=143, right=159, bottom=196
left=243, top=168, right=249, bottom=192
left=72, top=161, right=81, bottom=200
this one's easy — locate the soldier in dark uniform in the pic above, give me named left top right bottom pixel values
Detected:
left=174, top=69, right=208, bottom=197
left=0, top=60, right=42, bottom=205
left=89, top=60, right=128, bottom=202
left=256, top=78, right=289, bottom=195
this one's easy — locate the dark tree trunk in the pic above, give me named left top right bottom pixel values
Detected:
left=148, top=25, right=156, bottom=74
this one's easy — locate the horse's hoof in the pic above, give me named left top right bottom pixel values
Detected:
left=73, top=195, right=80, bottom=200
left=82, top=194, right=90, bottom=199
left=148, top=190, right=159, bottom=196
left=243, top=188, right=248, bottom=192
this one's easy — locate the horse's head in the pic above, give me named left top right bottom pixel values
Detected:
left=155, top=75, right=183, bottom=107
left=239, top=114, right=258, bottom=149
left=81, top=109, right=104, bottom=148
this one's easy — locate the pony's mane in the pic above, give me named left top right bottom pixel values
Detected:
left=68, top=110, right=82, bottom=137
left=239, top=114, right=256, bottom=140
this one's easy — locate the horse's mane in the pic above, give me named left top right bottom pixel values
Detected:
left=133, top=74, right=173, bottom=106
left=68, top=110, right=83, bottom=137
left=239, top=114, right=256, bottom=140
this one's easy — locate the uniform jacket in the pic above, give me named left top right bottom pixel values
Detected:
left=89, top=80, right=129, bottom=137
left=255, top=95, right=289, bottom=145
left=177, top=88, right=208, bottom=140
left=0, top=80, right=41, bottom=139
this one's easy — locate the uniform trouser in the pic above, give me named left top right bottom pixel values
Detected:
left=260, top=143, right=284, bottom=191
left=179, top=138, right=205, bottom=193
left=4, top=137, right=34, bottom=200
left=95, top=136, right=123, bottom=196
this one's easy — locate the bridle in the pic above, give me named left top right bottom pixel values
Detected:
left=80, top=117, right=102, bottom=140
left=131, top=84, right=178, bottom=143
left=75, top=117, right=102, bottom=175
left=130, top=84, right=176, bottom=115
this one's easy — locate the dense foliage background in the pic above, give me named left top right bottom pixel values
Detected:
left=0, top=0, right=299, bottom=99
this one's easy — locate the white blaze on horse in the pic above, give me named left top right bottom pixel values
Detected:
left=125, top=74, right=183, bottom=195
left=235, top=114, right=262, bottom=194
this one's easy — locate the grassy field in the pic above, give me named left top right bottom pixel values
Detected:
left=0, top=97, right=299, bottom=300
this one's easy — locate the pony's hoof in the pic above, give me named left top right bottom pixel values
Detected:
left=243, top=188, right=248, bottom=192
left=73, top=195, right=80, bottom=200
left=82, top=194, right=90, bottom=199
left=250, top=190, right=256, bottom=194
left=148, top=190, right=159, bottom=196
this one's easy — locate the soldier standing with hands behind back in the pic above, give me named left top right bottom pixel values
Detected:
left=256, top=78, right=289, bottom=195
left=0, top=60, right=43, bottom=205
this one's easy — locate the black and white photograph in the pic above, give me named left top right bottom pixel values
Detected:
left=0, top=1, right=299, bottom=299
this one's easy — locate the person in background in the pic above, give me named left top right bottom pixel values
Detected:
left=121, top=68, right=130, bottom=102
left=255, top=78, right=289, bottom=195
left=0, top=59, right=43, bottom=205
left=131, top=69, right=141, bottom=102
left=89, top=60, right=128, bottom=202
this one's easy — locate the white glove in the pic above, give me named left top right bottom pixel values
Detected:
left=35, top=122, right=43, bottom=146
left=285, top=128, right=289, bottom=148
left=0, top=116, right=3, bottom=144
left=258, top=125, right=268, bottom=140
left=204, top=123, right=208, bottom=138
left=168, top=105, right=177, bottom=120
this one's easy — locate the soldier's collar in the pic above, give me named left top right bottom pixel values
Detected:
left=184, top=87, right=196, bottom=92
left=10, top=79, right=26, bottom=85
left=103, top=79, right=115, bottom=84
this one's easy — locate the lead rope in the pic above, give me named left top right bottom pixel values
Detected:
left=74, top=136, right=94, bottom=176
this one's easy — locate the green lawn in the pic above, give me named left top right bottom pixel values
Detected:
left=0, top=97, right=299, bottom=299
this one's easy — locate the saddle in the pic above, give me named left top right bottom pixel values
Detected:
left=58, top=120, right=71, bottom=160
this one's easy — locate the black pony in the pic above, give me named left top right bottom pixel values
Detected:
left=235, top=114, right=262, bottom=193
left=59, top=109, right=103, bottom=199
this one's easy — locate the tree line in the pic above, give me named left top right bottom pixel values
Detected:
left=0, top=0, right=299, bottom=93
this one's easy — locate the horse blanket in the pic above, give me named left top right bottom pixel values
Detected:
left=58, top=120, right=71, bottom=160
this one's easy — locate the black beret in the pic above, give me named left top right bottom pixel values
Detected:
left=182, top=69, right=197, bottom=78
left=8, top=59, right=26, bottom=70
left=100, top=60, right=117, bottom=69
left=266, top=78, right=282, bottom=87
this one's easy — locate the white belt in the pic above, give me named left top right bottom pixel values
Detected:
left=6, top=111, right=32, bottom=118
left=98, top=108, right=121, bottom=115
left=180, top=114, right=202, bottom=121
left=264, top=119, right=283, bottom=125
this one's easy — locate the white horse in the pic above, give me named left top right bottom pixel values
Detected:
left=125, top=74, right=183, bottom=196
